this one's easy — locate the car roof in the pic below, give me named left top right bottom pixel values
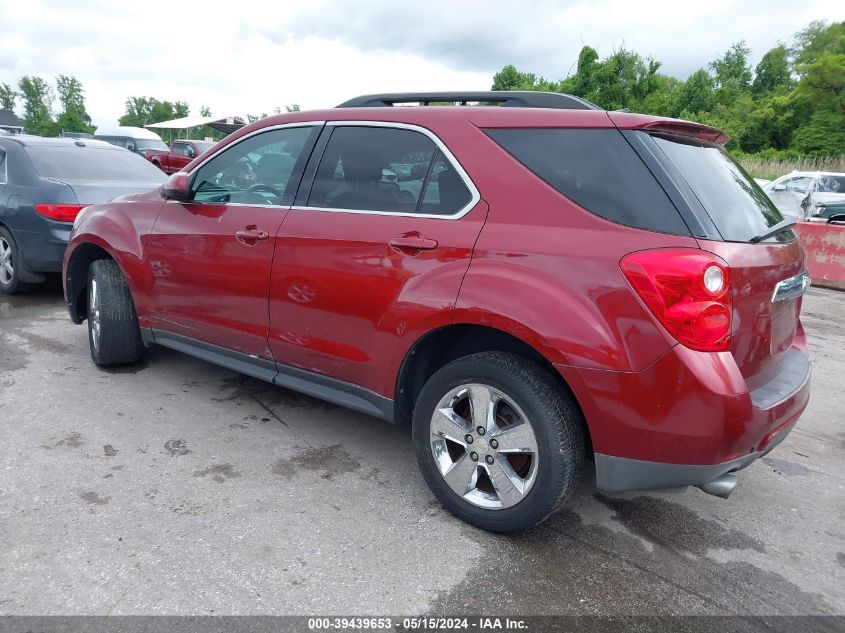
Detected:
left=93, top=126, right=164, bottom=140
left=0, top=135, right=121, bottom=149
left=780, top=171, right=845, bottom=178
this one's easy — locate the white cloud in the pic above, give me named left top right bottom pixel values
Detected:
left=0, top=0, right=843, bottom=127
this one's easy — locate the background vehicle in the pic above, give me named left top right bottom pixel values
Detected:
left=145, top=140, right=215, bottom=174
left=64, top=92, right=811, bottom=532
left=763, top=171, right=845, bottom=219
left=94, top=126, right=169, bottom=157
left=0, top=136, right=165, bottom=293
left=812, top=200, right=845, bottom=221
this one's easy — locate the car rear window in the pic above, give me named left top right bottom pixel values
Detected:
left=649, top=134, right=791, bottom=242
left=486, top=128, right=690, bottom=235
left=26, top=146, right=166, bottom=183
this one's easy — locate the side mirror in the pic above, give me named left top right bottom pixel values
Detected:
left=161, top=172, right=190, bottom=201
left=186, top=147, right=196, bottom=158
left=126, top=142, right=136, bottom=152
left=772, top=184, right=786, bottom=191
left=828, top=214, right=845, bottom=225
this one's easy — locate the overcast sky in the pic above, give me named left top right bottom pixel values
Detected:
left=1, top=0, right=843, bottom=128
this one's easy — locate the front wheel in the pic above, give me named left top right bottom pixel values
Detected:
left=412, top=352, right=585, bottom=533
left=87, top=259, right=143, bottom=367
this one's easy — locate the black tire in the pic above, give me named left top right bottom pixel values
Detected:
left=0, top=226, right=32, bottom=295
left=412, top=352, right=585, bottom=533
left=87, top=259, right=143, bottom=367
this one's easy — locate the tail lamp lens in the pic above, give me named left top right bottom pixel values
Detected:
left=621, top=249, right=731, bottom=352
left=35, top=204, right=86, bottom=223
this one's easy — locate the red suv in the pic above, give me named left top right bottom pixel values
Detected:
left=63, top=92, right=811, bottom=532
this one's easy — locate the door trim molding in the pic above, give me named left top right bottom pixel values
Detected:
left=142, top=328, right=397, bottom=423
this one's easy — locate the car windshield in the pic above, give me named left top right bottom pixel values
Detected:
left=134, top=139, right=169, bottom=151
left=27, top=146, right=167, bottom=182
left=650, top=134, right=793, bottom=242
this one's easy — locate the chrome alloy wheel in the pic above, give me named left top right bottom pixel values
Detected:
left=0, top=237, right=13, bottom=285
left=430, top=383, right=539, bottom=509
left=89, top=277, right=101, bottom=352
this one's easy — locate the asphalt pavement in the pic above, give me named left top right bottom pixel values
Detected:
left=1, top=284, right=843, bottom=616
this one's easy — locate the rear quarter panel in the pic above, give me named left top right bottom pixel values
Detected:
left=451, top=122, right=697, bottom=373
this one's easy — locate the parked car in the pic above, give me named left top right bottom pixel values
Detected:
left=145, top=140, right=216, bottom=174
left=94, top=126, right=169, bottom=157
left=763, top=171, right=845, bottom=219
left=63, top=91, right=811, bottom=532
left=0, top=136, right=165, bottom=293
left=811, top=200, right=845, bottom=221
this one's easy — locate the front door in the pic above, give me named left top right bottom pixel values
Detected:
left=146, top=124, right=320, bottom=357
left=268, top=123, right=486, bottom=397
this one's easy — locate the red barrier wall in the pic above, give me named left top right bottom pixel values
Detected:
left=795, top=222, right=845, bottom=291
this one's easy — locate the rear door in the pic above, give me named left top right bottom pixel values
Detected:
left=646, top=134, right=807, bottom=385
left=145, top=124, right=320, bottom=357
left=268, top=122, right=486, bottom=396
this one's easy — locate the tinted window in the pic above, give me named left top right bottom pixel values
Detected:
left=96, top=136, right=125, bottom=148
left=192, top=126, right=314, bottom=206
left=487, top=128, right=689, bottom=235
left=134, top=138, right=169, bottom=152
left=26, top=146, right=166, bottom=183
left=650, top=134, right=791, bottom=242
left=308, top=126, right=469, bottom=215
left=420, top=152, right=472, bottom=214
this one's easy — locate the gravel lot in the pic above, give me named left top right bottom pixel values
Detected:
left=1, top=284, right=843, bottom=616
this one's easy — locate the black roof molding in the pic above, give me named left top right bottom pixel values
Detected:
left=336, top=91, right=601, bottom=111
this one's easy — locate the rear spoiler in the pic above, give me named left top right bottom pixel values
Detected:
left=607, top=112, right=729, bottom=145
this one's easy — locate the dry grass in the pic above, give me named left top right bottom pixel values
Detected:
left=739, top=155, right=845, bottom=180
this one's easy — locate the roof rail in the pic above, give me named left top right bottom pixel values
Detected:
left=336, top=91, right=601, bottom=111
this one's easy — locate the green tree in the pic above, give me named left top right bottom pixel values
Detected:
left=0, top=83, right=17, bottom=111
left=119, top=96, right=190, bottom=127
left=752, top=45, right=792, bottom=96
left=709, top=41, right=752, bottom=90
left=55, top=75, right=94, bottom=134
left=677, top=68, right=714, bottom=114
left=18, top=76, right=56, bottom=136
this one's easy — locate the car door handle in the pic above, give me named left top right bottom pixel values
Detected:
left=235, top=227, right=269, bottom=244
left=388, top=236, right=438, bottom=252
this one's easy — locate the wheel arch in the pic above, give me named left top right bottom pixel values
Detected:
left=394, top=322, right=593, bottom=457
left=64, top=241, right=116, bottom=323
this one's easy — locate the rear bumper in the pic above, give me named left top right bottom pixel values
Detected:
left=594, top=413, right=798, bottom=492
left=559, top=336, right=811, bottom=493
left=16, top=221, right=71, bottom=273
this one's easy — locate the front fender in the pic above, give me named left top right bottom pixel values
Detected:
left=63, top=197, right=161, bottom=323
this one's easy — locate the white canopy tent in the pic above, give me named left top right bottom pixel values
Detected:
left=145, top=115, right=245, bottom=142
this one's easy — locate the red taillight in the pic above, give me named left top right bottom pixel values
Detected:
left=34, top=204, right=86, bottom=223
left=621, top=249, right=732, bottom=352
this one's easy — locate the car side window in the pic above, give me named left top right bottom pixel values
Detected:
left=783, top=177, right=811, bottom=193
left=191, top=126, right=315, bottom=206
left=814, top=175, right=845, bottom=193
left=307, top=126, right=470, bottom=215
left=172, top=143, right=186, bottom=156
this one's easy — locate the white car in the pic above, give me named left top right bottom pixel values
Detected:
left=763, top=171, right=845, bottom=219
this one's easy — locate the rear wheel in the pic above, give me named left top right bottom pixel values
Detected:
left=0, top=227, right=31, bottom=295
left=87, top=259, right=143, bottom=367
left=412, top=352, right=585, bottom=532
